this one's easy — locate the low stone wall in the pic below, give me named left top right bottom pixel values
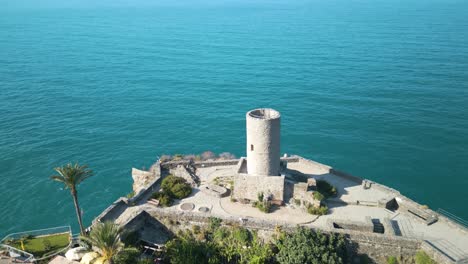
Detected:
left=161, top=159, right=240, bottom=170
left=341, top=229, right=421, bottom=262
left=328, top=217, right=374, bottom=233
left=92, top=198, right=128, bottom=226
left=421, top=241, right=458, bottom=264
left=147, top=208, right=427, bottom=263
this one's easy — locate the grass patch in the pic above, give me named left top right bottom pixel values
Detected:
left=6, top=233, right=70, bottom=257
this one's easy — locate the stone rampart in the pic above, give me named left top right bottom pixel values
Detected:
left=421, top=241, right=459, bottom=264
left=92, top=198, right=128, bottom=226
left=147, top=208, right=428, bottom=263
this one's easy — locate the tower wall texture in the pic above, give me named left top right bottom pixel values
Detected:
left=246, top=108, right=281, bottom=176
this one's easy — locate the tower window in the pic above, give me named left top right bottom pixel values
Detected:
left=250, top=144, right=254, bottom=151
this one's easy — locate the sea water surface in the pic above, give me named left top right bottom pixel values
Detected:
left=1, top=0, right=468, bottom=235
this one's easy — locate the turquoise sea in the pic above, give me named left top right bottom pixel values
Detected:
left=1, top=0, right=468, bottom=235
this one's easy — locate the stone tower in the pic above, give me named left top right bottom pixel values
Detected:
left=246, top=108, right=281, bottom=176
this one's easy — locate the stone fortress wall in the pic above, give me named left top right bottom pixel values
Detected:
left=92, top=155, right=467, bottom=264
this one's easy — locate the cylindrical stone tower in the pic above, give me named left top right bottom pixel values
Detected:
left=246, top=108, right=281, bottom=176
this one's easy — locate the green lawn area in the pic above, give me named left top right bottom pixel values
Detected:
left=6, top=232, right=70, bottom=257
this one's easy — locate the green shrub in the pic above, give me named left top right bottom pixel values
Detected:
left=209, top=217, right=222, bottom=231
left=126, top=191, right=135, bottom=199
left=316, top=180, right=337, bottom=198
left=275, top=227, right=347, bottom=264
left=137, top=258, right=153, bottom=264
left=171, top=183, right=192, bottom=199
left=254, top=200, right=272, bottom=213
left=387, top=256, right=398, bottom=264
left=113, top=249, right=140, bottom=264
left=294, top=199, right=301, bottom=206
left=257, top=192, right=264, bottom=202
left=161, top=175, right=185, bottom=190
left=161, top=175, right=192, bottom=199
left=313, top=191, right=325, bottom=201
left=192, top=225, right=201, bottom=235
left=307, top=205, right=328, bottom=215
left=151, top=192, right=173, bottom=207
left=415, top=251, right=436, bottom=264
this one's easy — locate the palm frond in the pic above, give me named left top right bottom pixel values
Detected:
left=50, top=162, right=93, bottom=189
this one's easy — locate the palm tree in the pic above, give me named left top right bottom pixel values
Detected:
left=51, top=162, right=93, bottom=234
left=80, top=222, right=124, bottom=264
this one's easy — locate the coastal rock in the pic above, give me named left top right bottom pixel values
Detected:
left=132, top=168, right=156, bottom=194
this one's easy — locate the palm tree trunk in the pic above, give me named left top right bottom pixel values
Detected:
left=71, top=189, right=85, bottom=234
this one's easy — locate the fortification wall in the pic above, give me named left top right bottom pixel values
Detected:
left=146, top=208, right=427, bottom=263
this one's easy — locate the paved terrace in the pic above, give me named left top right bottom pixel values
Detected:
left=94, top=157, right=468, bottom=263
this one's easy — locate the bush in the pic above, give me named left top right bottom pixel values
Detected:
left=161, top=175, right=186, bottom=191
left=165, top=237, right=220, bottom=264
left=257, top=192, right=264, bottom=202
left=415, top=251, right=436, bottom=264
left=316, top=180, right=337, bottom=198
left=307, top=205, right=328, bottom=215
left=294, top=199, right=301, bottom=206
left=313, top=191, right=325, bottom=201
left=113, top=249, right=140, bottom=264
left=209, top=217, right=222, bottom=231
left=126, top=191, right=135, bottom=199
left=254, top=200, right=272, bottom=213
left=387, top=256, right=398, bottom=264
left=192, top=225, right=201, bottom=235
left=171, top=183, right=192, bottom=199
left=275, top=227, right=346, bottom=264
left=161, top=175, right=192, bottom=200
left=151, top=192, right=173, bottom=207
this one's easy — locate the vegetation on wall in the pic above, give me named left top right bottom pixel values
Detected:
left=275, top=227, right=347, bottom=264
left=415, top=251, right=437, bottom=264
left=316, top=180, right=337, bottom=198
left=253, top=192, right=272, bottom=213
left=164, top=221, right=347, bottom=264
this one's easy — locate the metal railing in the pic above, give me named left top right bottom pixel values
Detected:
left=1, top=226, right=71, bottom=241
left=0, top=226, right=72, bottom=262
left=437, top=208, right=468, bottom=229
left=0, top=243, right=35, bottom=262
